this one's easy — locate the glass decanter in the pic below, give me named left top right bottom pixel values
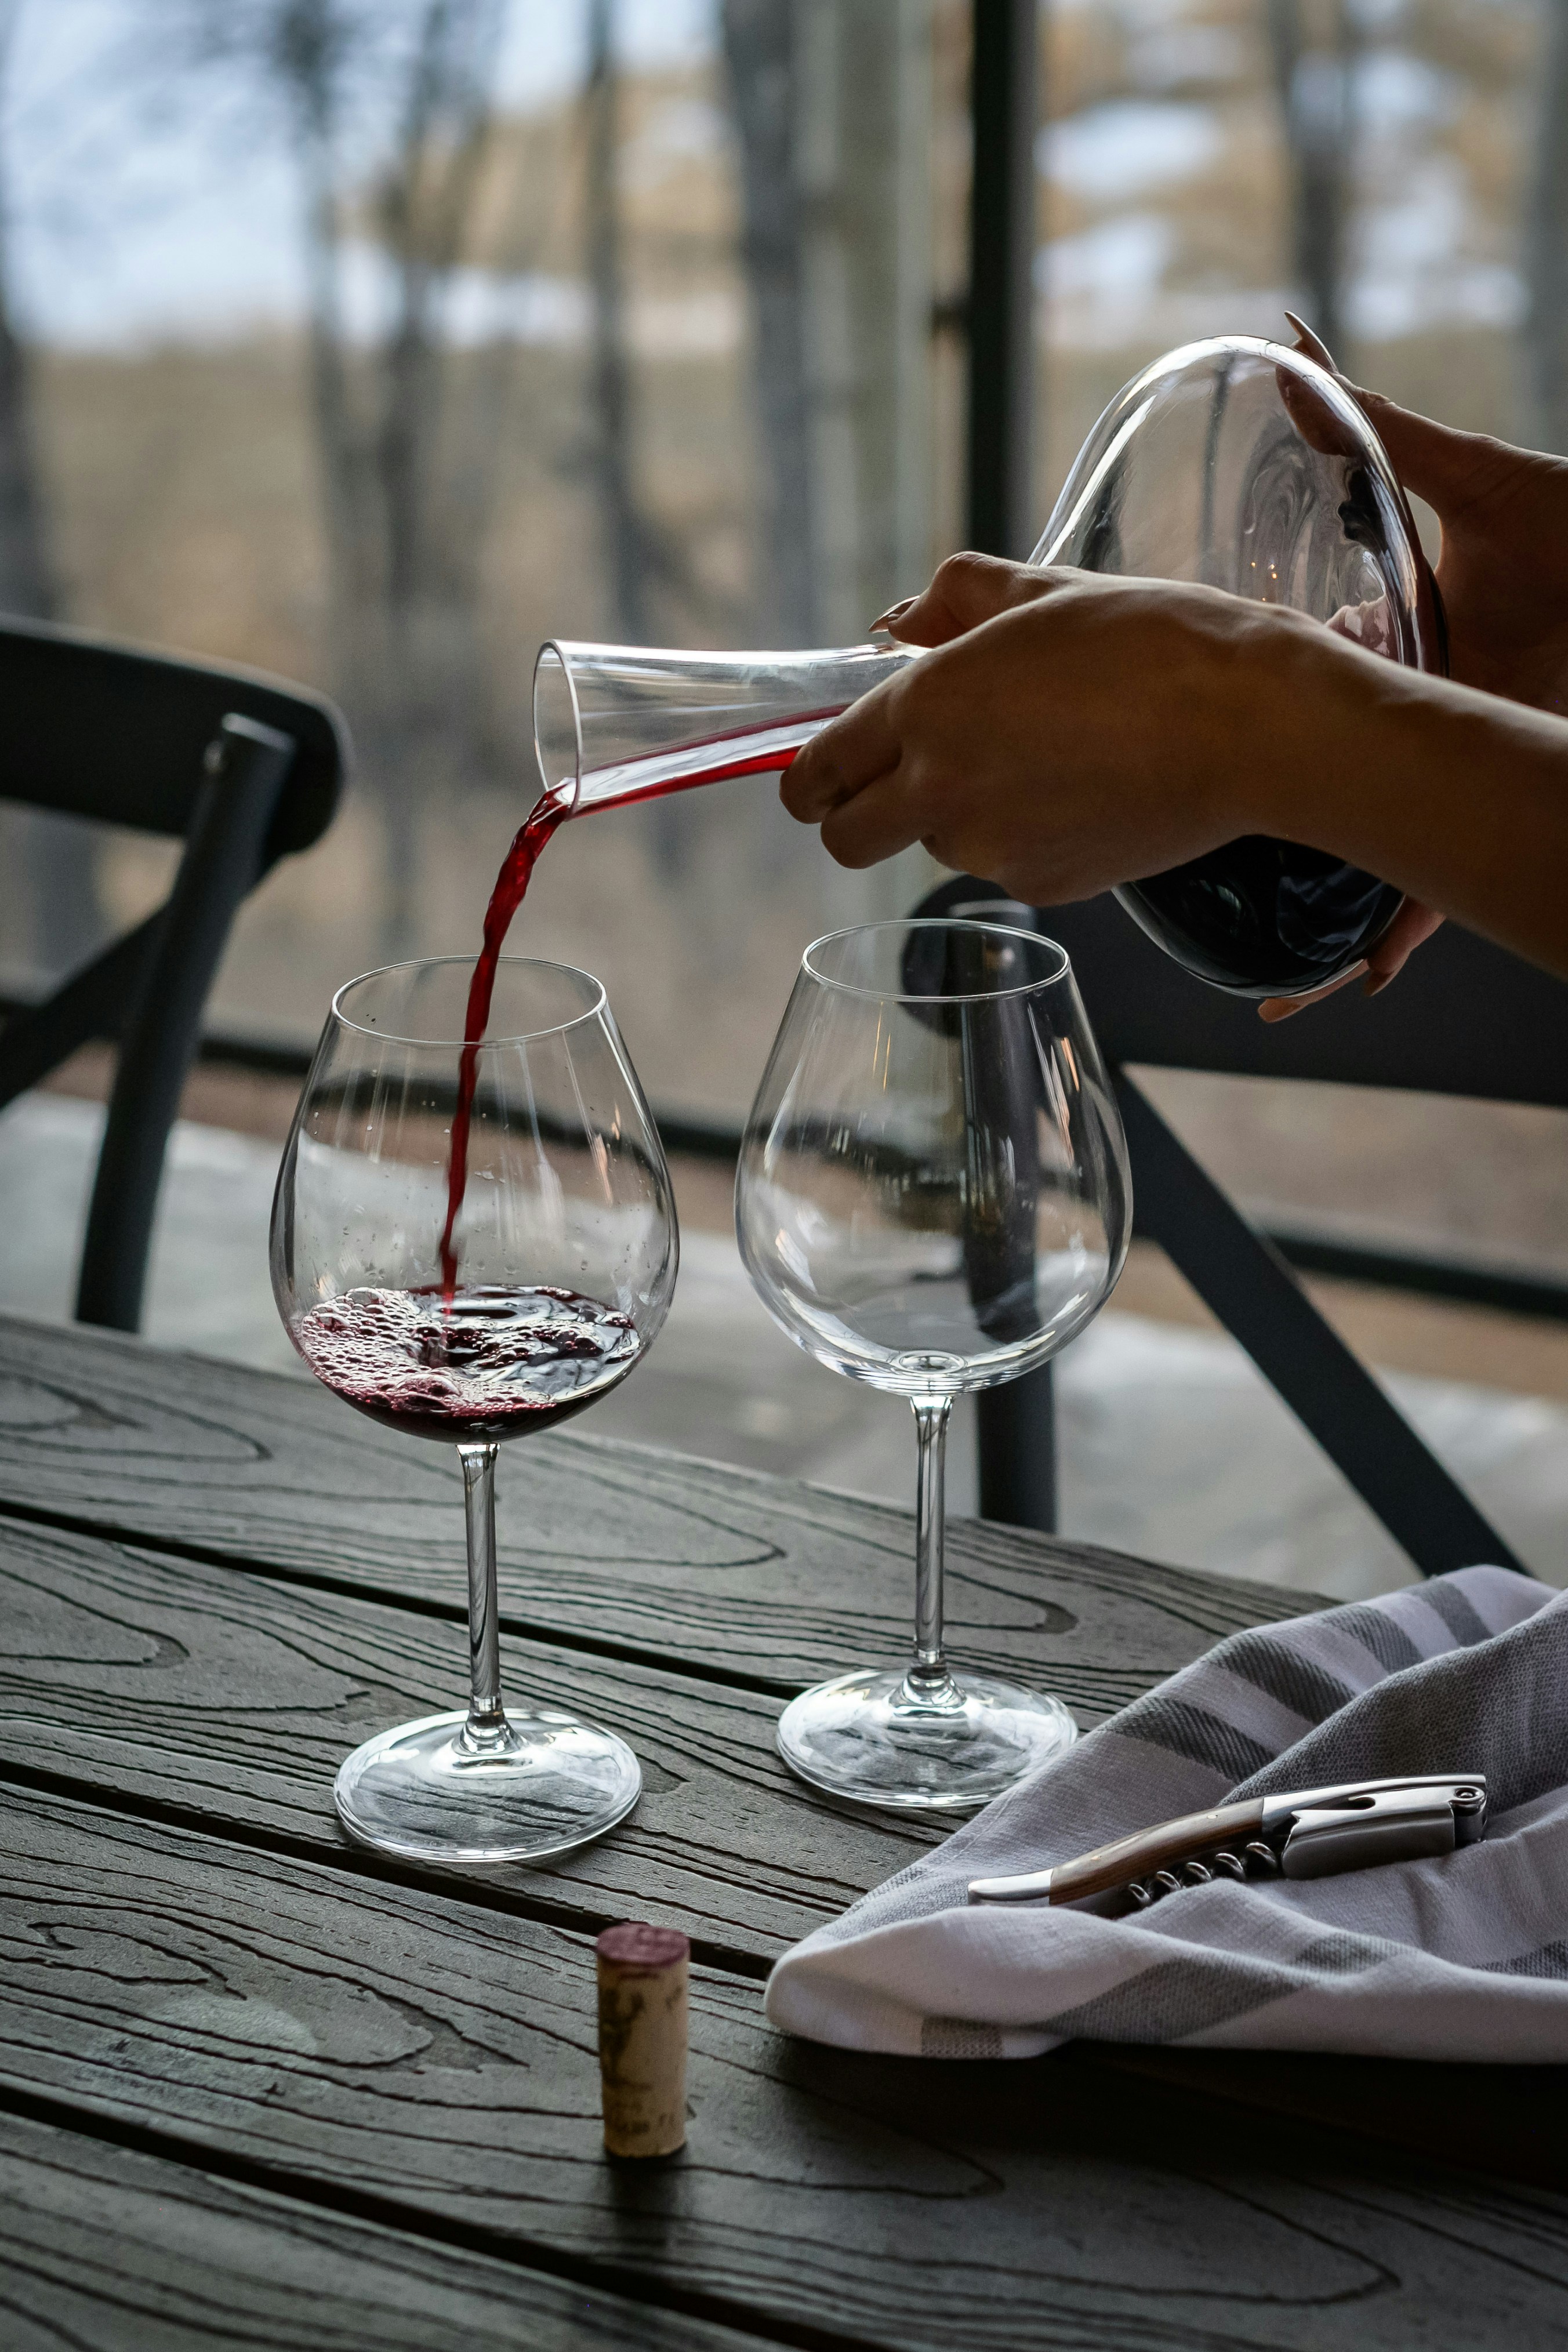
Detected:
left=527, top=333, right=1440, bottom=1000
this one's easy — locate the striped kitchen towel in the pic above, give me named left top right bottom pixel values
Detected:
left=765, top=1565, right=1568, bottom=2060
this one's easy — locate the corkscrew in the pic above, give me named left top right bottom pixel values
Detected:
left=966, top=1773, right=1487, bottom=1912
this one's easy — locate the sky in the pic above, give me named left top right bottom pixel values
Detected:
left=0, top=0, right=1526, bottom=357
left=3, top=0, right=717, bottom=348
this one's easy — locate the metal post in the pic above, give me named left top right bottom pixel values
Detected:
left=968, top=3, right=1051, bottom=1531
left=978, top=1375, right=1057, bottom=1532
left=966, top=0, right=1037, bottom=560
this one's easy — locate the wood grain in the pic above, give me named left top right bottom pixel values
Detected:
left=3, top=1785, right=1567, bottom=2351
left=0, top=2107, right=767, bottom=2352
left=0, top=1315, right=1323, bottom=1708
left=0, top=1511, right=934, bottom=1963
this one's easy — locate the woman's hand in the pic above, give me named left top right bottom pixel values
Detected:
left=787, top=326, right=1568, bottom=1017
left=1288, top=317, right=1568, bottom=717
left=782, top=556, right=1374, bottom=906
left=1253, top=318, right=1568, bottom=1015
left=1255, top=894, right=1446, bottom=1023
left=785, top=537, right=1568, bottom=989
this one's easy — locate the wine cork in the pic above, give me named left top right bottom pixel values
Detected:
left=596, top=1922, right=689, bottom=2159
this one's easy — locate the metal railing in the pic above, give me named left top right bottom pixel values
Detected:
left=9, top=983, right=1566, bottom=1325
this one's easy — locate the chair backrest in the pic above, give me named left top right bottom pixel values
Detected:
left=1029, top=888, right=1568, bottom=1112
left=916, top=874, right=1559, bottom=1577
left=0, top=614, right=343, bottom=867
left=0, top=615, right=350, bottom=1334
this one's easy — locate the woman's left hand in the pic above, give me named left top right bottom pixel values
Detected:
left=1257, top=895, right=1444, bottom=1023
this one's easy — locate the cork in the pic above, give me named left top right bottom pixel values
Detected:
left=596, top=1922, right=689, bottom=2159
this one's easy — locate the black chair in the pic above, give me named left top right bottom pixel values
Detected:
left=0, top=616, right=349, bottom=1333
left=916, top=873, right=1568, bottom=1578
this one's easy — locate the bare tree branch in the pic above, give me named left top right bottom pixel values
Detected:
left=178, top=0, right=513, bottom=953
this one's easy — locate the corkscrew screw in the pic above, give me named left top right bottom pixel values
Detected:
left=966, top=1774, right=1487, bottom=1912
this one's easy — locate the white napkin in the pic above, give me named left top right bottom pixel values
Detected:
left=766, top=1566, right=1568, bottom=2061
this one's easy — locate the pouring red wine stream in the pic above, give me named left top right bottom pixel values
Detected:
left=437, top=794, right=561, bottom=1292
left=436, top=730, right=816, bottom=1292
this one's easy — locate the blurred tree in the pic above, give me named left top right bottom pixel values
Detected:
left=582, top=0, right=705, bottom=876
left=0, top=9, right=49, bottom=627
left=721, top=0, right=812, bottom=644
left=585, top=0, right=651, bottom=647
left=181, top=0, right=511, bottom=955
left=723, top=0, right=934, bottom=930
left=0, top=0, right=99, bottom=972
left=1527, top=0, right=1568, bottom=451
left=1266, top=0, right=1356, bottom=355
left=722, top=0, right=932, bottom=654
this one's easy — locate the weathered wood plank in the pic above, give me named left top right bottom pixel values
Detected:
left=14, top=1522, right=1560, bottom=2320
left=0, top=1315, right=1323, bottom=1708
left=3, top=1786, right=1566, bottom=2352
left=1082, top=2044, right=1568, bottom=2199
left=0, top=1511, right=932, bottom=1962
left=0, top=2107, right=767, bottom=2352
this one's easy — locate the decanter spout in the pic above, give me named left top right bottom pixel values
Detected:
left=533, top=638, right=920, bottom=817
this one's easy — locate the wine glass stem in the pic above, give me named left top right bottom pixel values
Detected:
left=460, top=1441, right=506, bottom=1734
left=909, top=1395, right=953, bottom=1690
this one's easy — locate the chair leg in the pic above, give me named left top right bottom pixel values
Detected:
left=1115, top=1070, right=1526, bottom=1579
left=75, top=716, right=296, bottom=1333
left=977, top=1363, right=1057, bottom=1532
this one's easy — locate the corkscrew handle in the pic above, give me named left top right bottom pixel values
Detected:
left=968, top=1799, right=1265, bottom=1906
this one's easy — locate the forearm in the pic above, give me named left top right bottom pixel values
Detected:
left=790, top=569, right=1568, bottom=989
left=1251, top=644, right=1568, bottom=983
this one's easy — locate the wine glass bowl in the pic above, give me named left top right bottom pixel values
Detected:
left=271, top=955, right=677, bottom=1863
left=738, top=920, right=1130, bottom=1810
left=741, top=927, right=1121, bottom=1391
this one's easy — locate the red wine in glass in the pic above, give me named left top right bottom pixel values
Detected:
left=292, top=1283, right=641, bottom=1444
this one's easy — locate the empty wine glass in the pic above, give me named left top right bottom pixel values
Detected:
left=271, top=956, right=677, bottom=1863
left=737, top=919, right=1131, bottom=1810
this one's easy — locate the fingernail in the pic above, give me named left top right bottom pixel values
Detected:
left=1364, top=970, right=1393, bottom=997
left=1258, top=1000, right=1298, bottom=1023
left=869, top=598, right=915, bottom=631
left=1283, top=310, right=1338, bottom=372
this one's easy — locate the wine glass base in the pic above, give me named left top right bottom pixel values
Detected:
left=334, top=1708, right=641, bottom=1864
left=776, top=1667, right=1077, bottom=1812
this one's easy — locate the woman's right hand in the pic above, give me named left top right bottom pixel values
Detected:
left=783, top=557, right=1371, bottom=909
left=785, top=537, right=1568, bottom=991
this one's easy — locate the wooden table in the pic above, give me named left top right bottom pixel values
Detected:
left=1, top=1310, right=1565, bottom=2349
